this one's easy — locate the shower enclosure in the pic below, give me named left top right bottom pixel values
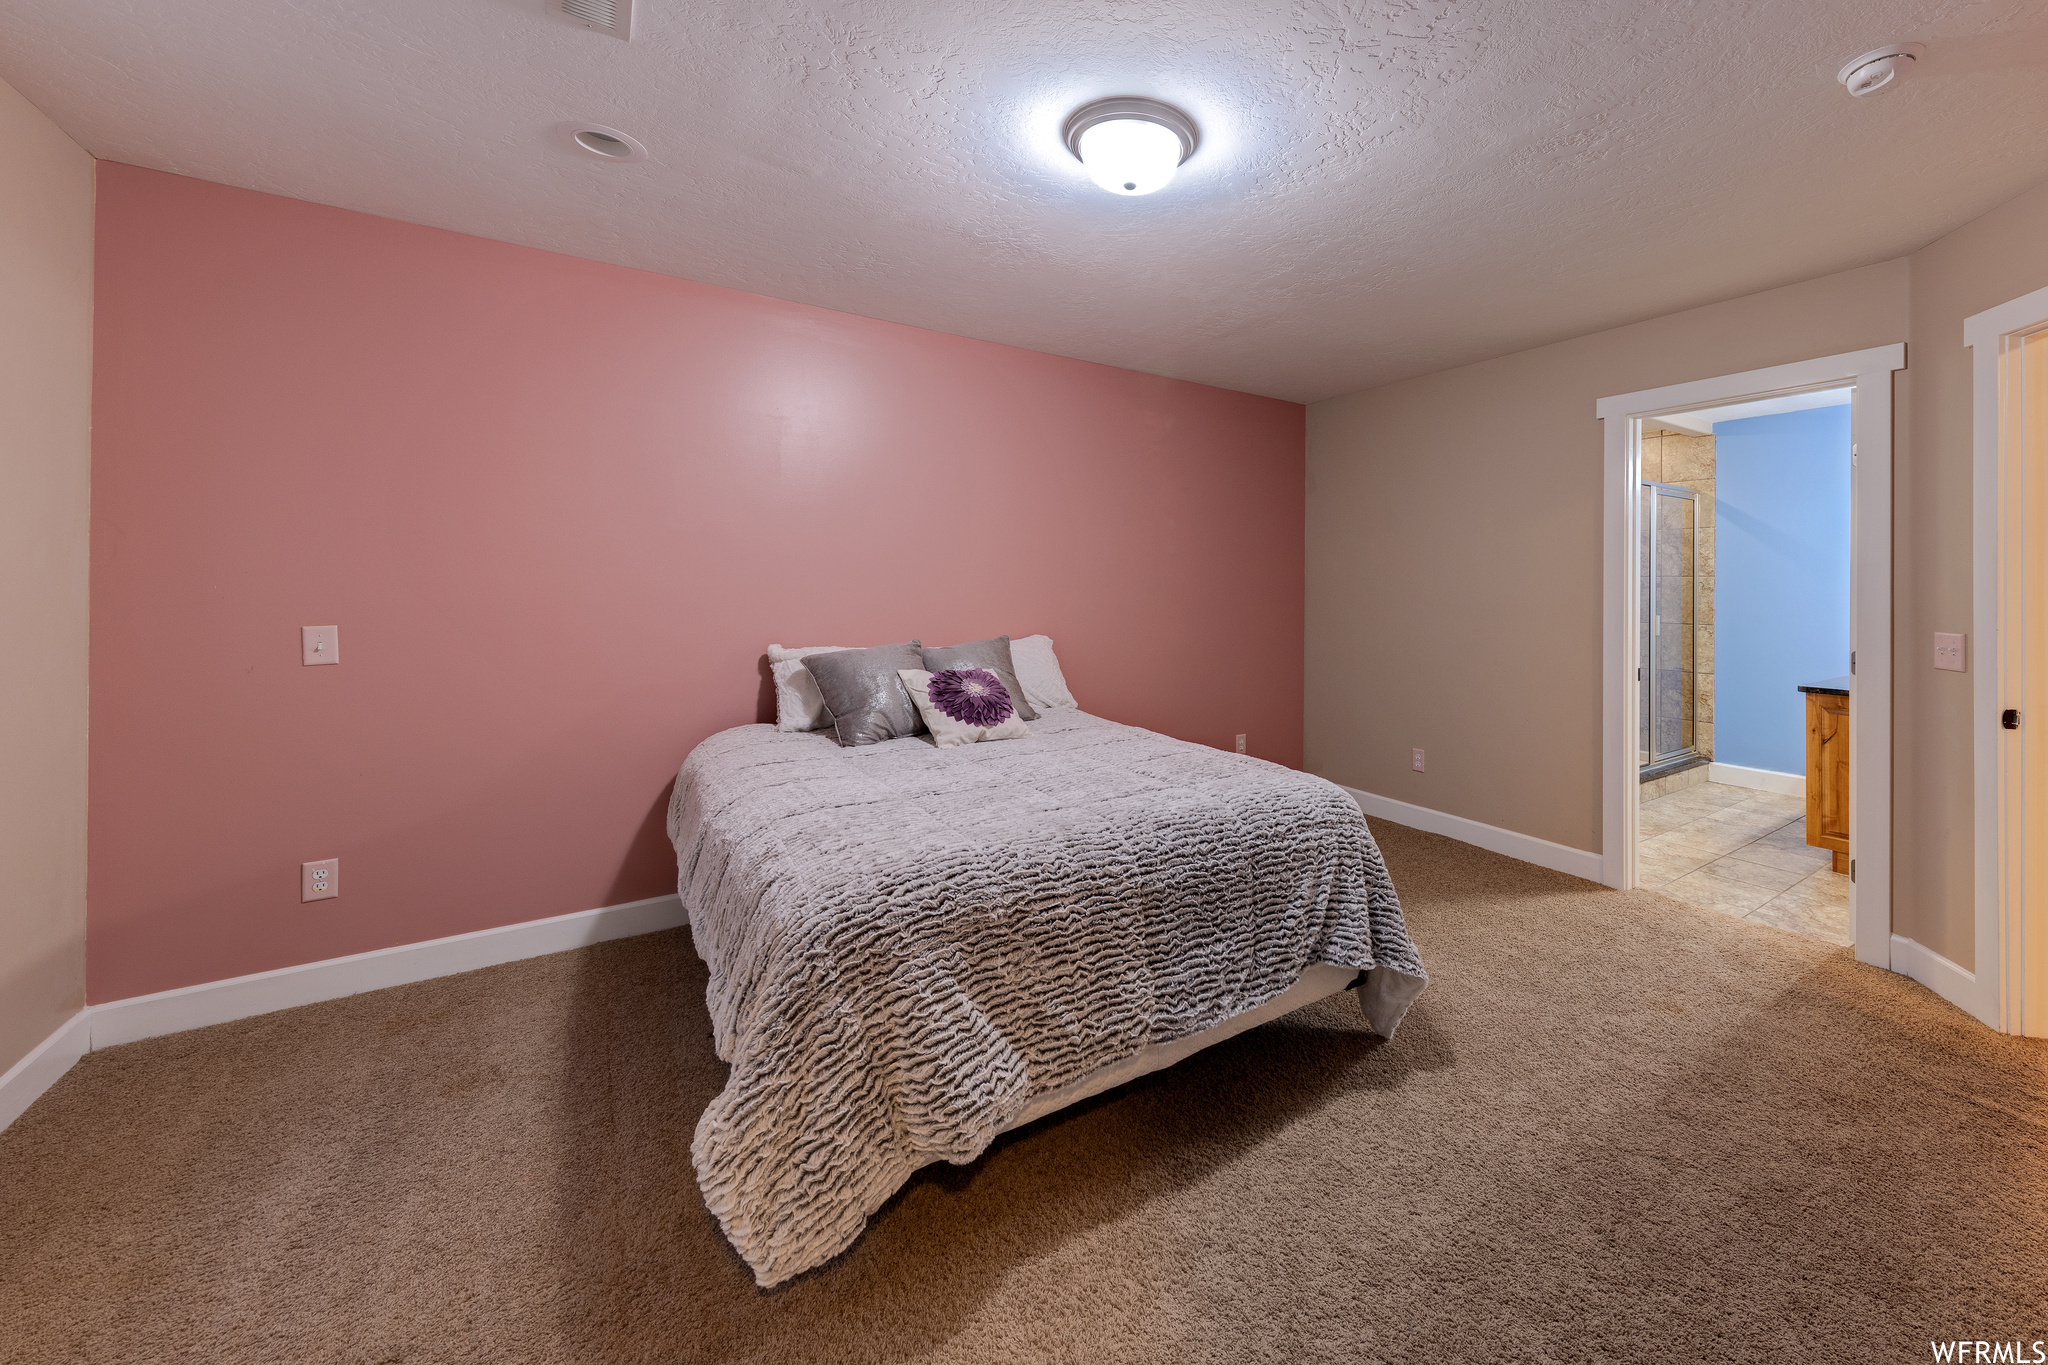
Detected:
left=1640, top=481, right=1699, bottom=775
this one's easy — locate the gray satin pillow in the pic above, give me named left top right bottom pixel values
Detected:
left=919, top=636, right=1038, bottom=722
left=801, top=641, right=926, bottom=746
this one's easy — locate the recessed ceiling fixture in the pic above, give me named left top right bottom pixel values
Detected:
left=560, top=122, right=648, bottom=163
left=1838, top=43, right=1925, bottom=97
left=1062, top=97, right=1199, bottom=197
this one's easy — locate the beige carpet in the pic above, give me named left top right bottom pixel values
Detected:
left=5, top=822, right=2047, bottom=1364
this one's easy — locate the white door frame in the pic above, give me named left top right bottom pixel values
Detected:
left=1597, top=344, right=1905, bottom=973
left=1968, top=284, right=2048, bottom=1035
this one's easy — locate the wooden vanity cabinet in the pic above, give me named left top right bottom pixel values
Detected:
left=1804, top=686, right=1850, bottom=875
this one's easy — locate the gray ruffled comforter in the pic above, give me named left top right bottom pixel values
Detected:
left=667, top=708, right=1425, bottom=1286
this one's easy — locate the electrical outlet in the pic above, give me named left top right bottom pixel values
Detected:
left=302, top=858, right=338, bottom=902
left=1234, top=734, right=1247, bottom=754
left=1934, top=632, right=1967, bottom=672
left=303, top=625, right=339, bottom=666
left=1412, top=748, right=1425, bottom=772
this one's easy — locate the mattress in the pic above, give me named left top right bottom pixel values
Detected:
left=667, top=708, right=1426, bottom=1285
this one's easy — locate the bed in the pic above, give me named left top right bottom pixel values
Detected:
left=667, top=706, right=1425, bottom=1287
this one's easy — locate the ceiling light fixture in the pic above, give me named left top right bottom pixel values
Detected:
left=1062, top=97, right=1199, bottom=197
left=559, top=122, right=648, bottom=163
left=1837, top=43, right=1925, bottom=97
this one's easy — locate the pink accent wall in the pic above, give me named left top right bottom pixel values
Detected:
left=89, top=164, right=1305, bottom=1002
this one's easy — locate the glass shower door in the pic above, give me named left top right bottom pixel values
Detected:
left=1641, top=481, right=1698, bottom=771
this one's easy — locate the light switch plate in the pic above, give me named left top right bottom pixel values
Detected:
left=302, top=625, right=339, bottom=666
left=302, top=858, right=338, bottom=902
left=1934, top=632, right=1967, bottom=672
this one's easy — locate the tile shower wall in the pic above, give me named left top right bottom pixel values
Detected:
left=1641, top=429, right=1715, bottom=759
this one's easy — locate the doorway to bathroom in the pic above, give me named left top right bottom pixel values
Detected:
left=1632, top=396, right=1852, bottom=943
left=1598, top=345, right=1904, bottom=971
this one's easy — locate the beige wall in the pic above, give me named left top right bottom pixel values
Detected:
left=0, top=77, right=92, bottom=1077
left=1310, top=170, right=2048, bottom=972
left=1307, top=259, right=1907, bottom=855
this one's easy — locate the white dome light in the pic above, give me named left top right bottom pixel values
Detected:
left=1062, top=97, right=1199, bottom=198
left=1837, top=43, right=1925, bottom=97
left=1078, top=119, right=1184, bottom=195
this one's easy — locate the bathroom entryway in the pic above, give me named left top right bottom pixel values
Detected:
left=1601, top=345, right=1902, bottom=964
left=1632, top=392, right=1852, bottom=946
left=1601, top=348, right=1905, bottom=954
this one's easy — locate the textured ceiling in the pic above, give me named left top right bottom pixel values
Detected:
left=3, top=0, right=2047, bottom=402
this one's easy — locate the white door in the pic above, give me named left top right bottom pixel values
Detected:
left=1968, top=289, right=2048, bottom=1034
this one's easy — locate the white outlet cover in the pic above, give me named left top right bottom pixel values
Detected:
left=1934, top=632, right=1967, bottom=672
left=302, top=625, right=339, bottom=666
left=1412, top=748, right=1426, bottom=772
left=302, top=858, right=339, bottom=902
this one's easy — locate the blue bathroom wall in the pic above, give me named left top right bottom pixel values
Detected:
left=1712, top=405, right=1852, bottom=775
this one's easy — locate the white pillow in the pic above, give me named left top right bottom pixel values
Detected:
left=898, top=669, right=1031, bottom=748
left=766, top=644, right=853, bottom=733
left=1008, top=634, right=1078, bottom=711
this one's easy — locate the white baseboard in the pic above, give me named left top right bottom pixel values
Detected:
left=1340, top=786, right=1604, bottom=882
left=1707, top=762, right=1807, bottom=798
left=0, top=1008, right=91, bottom=1135
left=91, top=892, right=686, bottom=1049
left=1890, top=934, right=1993, bottom=1026
left=0, top=892, right=687, bottom=1133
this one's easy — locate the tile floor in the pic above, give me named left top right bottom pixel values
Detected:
left=1638, top=781, right=1851, bottom=945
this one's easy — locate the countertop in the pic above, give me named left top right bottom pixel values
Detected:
left=1798, top=676, right=1851, bottom=697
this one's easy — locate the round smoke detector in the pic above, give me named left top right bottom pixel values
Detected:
left=559, top=122, right=648, bottom=163
left=1838, top=43, right=1925, bottom=97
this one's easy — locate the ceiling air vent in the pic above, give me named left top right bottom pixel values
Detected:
left=551, top=0, right=634, bottom=40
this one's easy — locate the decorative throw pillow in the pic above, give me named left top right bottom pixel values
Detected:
left=800, top=641, right=926, bottom=746
left=898, top=668, right=1032, bottom=748
left=765, top=644, right=853, bottom=732
left=1008, top=634, right=1078, bottom=711
left=918, top=636, right=1039, bottom=721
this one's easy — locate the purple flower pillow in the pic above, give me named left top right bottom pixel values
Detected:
left=897, top=668, right=1032, bottom=748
